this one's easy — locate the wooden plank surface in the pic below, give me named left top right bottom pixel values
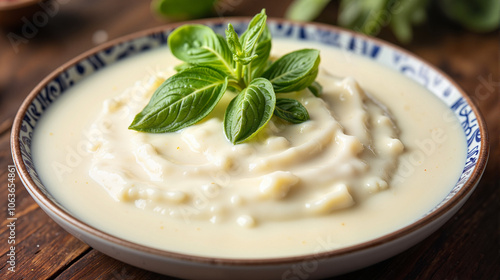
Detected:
left=1, top=1, right=498, bottom=279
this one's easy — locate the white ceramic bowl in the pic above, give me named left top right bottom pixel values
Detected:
left=11, top=18, right=489, bottom=279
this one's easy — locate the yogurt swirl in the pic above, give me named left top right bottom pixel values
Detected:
left=86, top=69, right=404, bottom=227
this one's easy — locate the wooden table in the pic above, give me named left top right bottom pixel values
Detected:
left=1, top=1, right=498, bottom=279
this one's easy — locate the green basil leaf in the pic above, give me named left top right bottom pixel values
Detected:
left=224, top=78, right=276, bottom=144
left=262, top=49, right=320, bottom=93
left=225, top=23, right=242, bottom=57
left=174, top=62, right=194, bottom=72
left=169, top=24, right=236, bottom=77
left=308, top=81, right=322, bottom=97
left=129, top=67, right=228, bottom=133
left=244, top=26, right=272, bottom=84
left=235, top=54, right=258, bottom=65
left=226, top=23, right=260, bottom=66
left=239, top=9, right=267, bottom=57
left=274, top=98, right=310, bottom=124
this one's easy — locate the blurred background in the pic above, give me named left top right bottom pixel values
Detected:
left=1, top=0, right=499, bottom=133
left=0, top=0, right=498, bottom=279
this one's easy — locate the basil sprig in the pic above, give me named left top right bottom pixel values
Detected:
left=129, top=9, right=322, bottom=144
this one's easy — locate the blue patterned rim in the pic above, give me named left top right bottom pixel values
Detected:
left=11, top=18, right=489, bottom=264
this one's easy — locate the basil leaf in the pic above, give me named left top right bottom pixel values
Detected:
left=224, top=78, right=276, bottom=144
left=225, top=23, right=242, bottom=57
left=308, top=81, right=322, bottom=97
left=244, top=26, right=272, bottom=84
left=239, top=9, right=267, bottom=57
left=227, top=10, right=267, bottom=68
left=235, top=54, right=259, bottom=65
left=262, top=49, right=320, bottom=93
left=169, top=24, right=236, bottom=77
left=274, top=98, right=310, bottom=124
left=129, top=67, right=228, bottom=133
left=174, top=62, right=194, bottom=72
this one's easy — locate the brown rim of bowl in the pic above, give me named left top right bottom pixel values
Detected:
left=11, top=17, right=489, bottom=266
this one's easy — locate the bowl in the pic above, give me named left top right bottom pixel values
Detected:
left=11, top=17, right=489, bottom=279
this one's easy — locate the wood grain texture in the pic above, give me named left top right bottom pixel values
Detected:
left=0, top=1, right=498, bottom=279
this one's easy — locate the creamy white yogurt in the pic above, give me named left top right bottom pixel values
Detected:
left=32, top=39, right=466, bottom=258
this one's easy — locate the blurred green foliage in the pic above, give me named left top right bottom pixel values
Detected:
left=287, top=0, right=500, bottom=43
left=438, top=0, right=500, bottom=32
left=152, top=0, right=500, bottom=43
left=151, top=0, right=217, bottom=20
